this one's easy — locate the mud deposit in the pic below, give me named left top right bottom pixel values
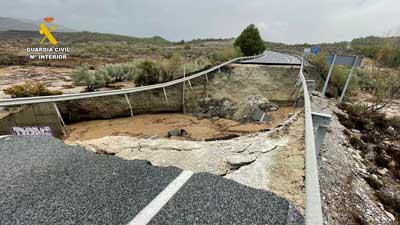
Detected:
left=65, top=107, right=298, bottom=142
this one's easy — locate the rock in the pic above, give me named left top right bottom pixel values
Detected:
left=251, top=107, right=272, bottom=122
left=232, top=95, right=271, bottom=121
left=388, top=160, right=396, bottom=170
left=259, top=102, right=279, bottom=112
left=211, top=116, right=220, bottom=120
left=201, top=97, right=238, bottom=119
left=225, top=155, right=257, bottom=169
left=312, top=91, right=321, bottom=97
left=377, top=168, right=388, bottom=176
left=351, top=129, right=362, bottom=138
left=364, top=151, right=376, bottom=162
left=384, top=211, right=395, bottom=222
left=166, top=129, right=188, bottom=138
left=376, top=189, right=400, bottom=214
left=386, top=126, right=396, bottom=135
left=365, top=174, right=383, bottom=189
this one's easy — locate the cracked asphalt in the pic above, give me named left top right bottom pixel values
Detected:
left=0, top=135, right=304, bottom=225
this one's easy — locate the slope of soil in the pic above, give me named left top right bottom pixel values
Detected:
left=312, top=95, right=396, bottom=225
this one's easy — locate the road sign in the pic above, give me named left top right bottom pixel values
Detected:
left=311, top=46, right=320, bottom=55
left=326, top=54, right=362, bottom=67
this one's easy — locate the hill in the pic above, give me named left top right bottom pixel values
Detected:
left=0, top=17, right=75, bottom=32
left=0, top=30, right=170, bottom=45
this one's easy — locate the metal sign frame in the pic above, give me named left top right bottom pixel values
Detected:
left=322, top=54, right=362, bottom=103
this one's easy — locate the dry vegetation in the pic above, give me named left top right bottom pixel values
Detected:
left=0, top=31, right=243, bottom=96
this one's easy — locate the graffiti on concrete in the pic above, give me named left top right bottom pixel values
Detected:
left=12, top=127, right=52, bottom=136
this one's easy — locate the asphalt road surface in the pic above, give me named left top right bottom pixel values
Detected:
left=240, top=51, right=302, bottom=65
left=0, top=136, right=304, bottom=225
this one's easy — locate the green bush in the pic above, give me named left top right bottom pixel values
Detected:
left=4, top=81, right=62, bottom=98
left=104, top=64, right=126, bottom=82
left=122, top=62, right=139, bottom=81
left=234, top=24, right=266, bottom=56
left=134, top=60, right=161, bottom=86
left=184, top=44, right=191, bottom=50
left=72, top=64, right=106, bottom=91
left=310, top=54, right=355, bottom=94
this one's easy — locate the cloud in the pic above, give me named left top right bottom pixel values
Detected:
left=1, top=0, right=399, bottom=43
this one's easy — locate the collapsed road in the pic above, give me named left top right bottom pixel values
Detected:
left=0, top=136, right=304, bottom=225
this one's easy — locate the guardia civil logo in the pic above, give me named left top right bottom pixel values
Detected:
left=26, top=17, right=70, bottom=60
left=39, top=17, right=58, bottom=45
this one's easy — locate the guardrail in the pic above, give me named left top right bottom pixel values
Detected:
left=0, top=55, right=262, bottom=107
left=298, top=57, right=323, bottom=225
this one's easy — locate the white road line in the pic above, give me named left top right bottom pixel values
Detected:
left=127, top=170, right=194, bottom=225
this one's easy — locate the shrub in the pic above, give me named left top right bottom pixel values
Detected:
left=0, top=55, right=12, bottom=65
left=104, top=64, right=126, bottom=82
left=72, top=64, right=106, bottom=91
left=209, top=47, right=242, bottom=65
left=376, top=45, right=400, bottom=68
left=4, top=81, right=62, bottom=98
left=186, top=57, right=212, bottom=73
left=162, top=52, right=183, bottom=80
left=134, top=60, right=161, bottom=86
left=184, top=44, right=191, bottom=50
left=310, top=54, right=355, bottom=95
left=123, top=62, right=139, bottom=81
left=234, top=24, right=266, bottom=56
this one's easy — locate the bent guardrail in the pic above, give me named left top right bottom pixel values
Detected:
left=0, top=55, right=262, bottom=107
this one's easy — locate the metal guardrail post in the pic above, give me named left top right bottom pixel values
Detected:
left=124, top=94, right=134, bottom=117
left=52, top=103, right=68, bottom=136
left=182, top=65, right=186, bottom=114
left=162, top=87, right=168, bottom=103
left=322, top=54, right=337, bottom=97
left=306, top=80, right=315, bottom=101
left=187, top=80, right=193, bottom=88
left=311, top=112, right=332, bottom=156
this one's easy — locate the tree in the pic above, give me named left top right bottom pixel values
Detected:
left=234, top=24, right=266, bottom=56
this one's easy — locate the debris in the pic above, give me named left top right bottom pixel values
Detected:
left=225, top=155, right=257, bottom=169
left=166, top=129, right=188, bottom=138
left=251, top=107, right=272, bottom=122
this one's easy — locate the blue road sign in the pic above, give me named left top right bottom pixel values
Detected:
left=311, top=46, right=320, bottom=55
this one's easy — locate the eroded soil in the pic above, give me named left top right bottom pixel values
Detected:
left=65, top=107, right=299, bottom=142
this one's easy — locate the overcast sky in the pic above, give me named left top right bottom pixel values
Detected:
left=2, top=0, right=399, bottom=44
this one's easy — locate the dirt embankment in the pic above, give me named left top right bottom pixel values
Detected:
left=313, top=95, right=397, bottom=225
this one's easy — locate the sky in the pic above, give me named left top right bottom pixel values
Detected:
left=1, top=0, right=400, bottom=44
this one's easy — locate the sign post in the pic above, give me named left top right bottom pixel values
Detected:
left=339, top=56, right=359, bottom=103
left=322, top=54, right=362, bottom=99
left=321, top=54, right=337, bottom=97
